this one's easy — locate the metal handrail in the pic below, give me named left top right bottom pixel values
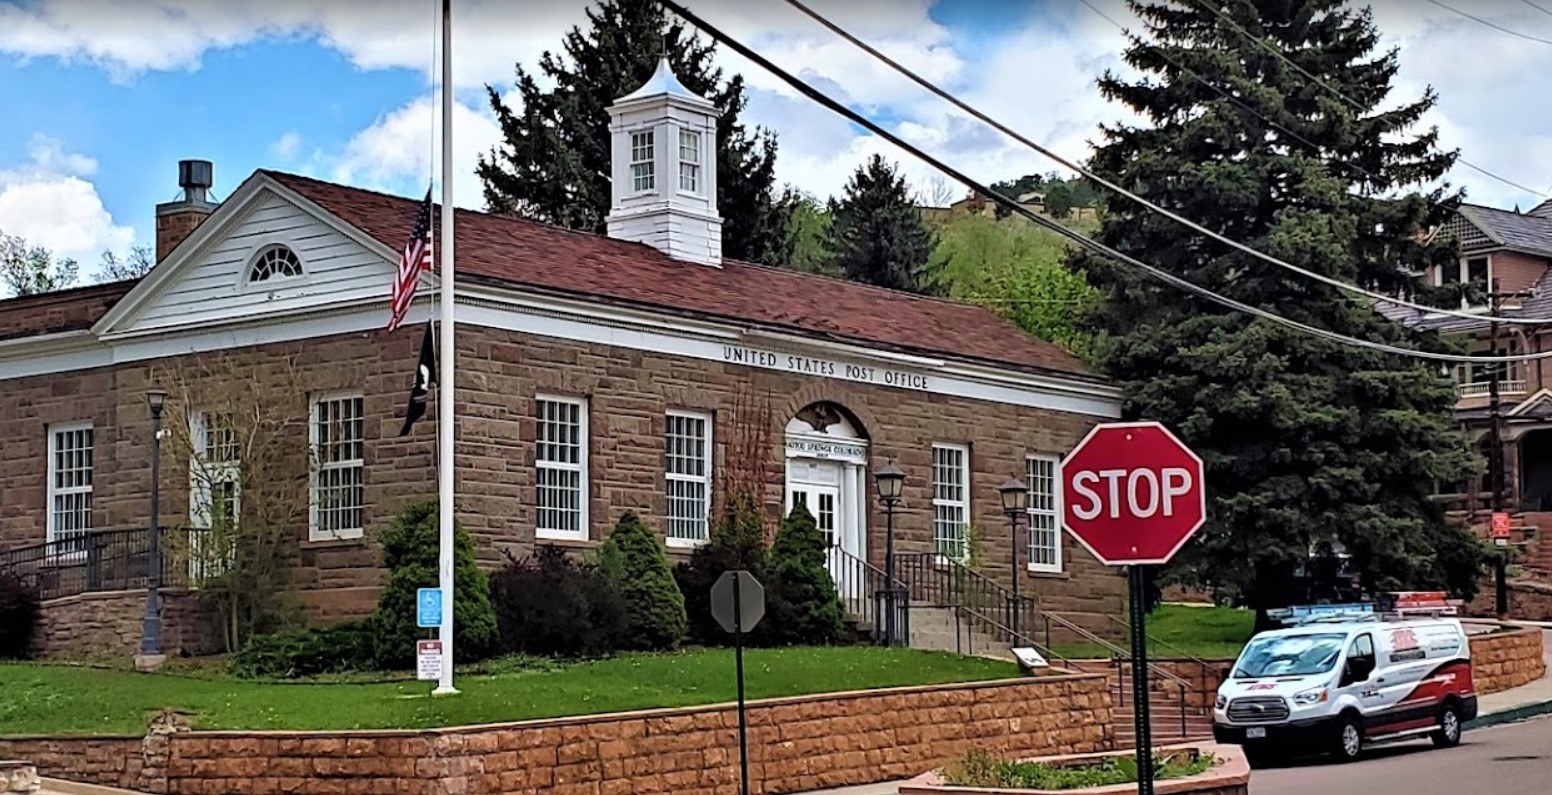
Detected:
left=828, top=546, right=911, bottom=645
left=951, top=603, right=1081, bottom=671
left=1042, top=610, right=1194, bottom=692
left=0, top=526, right=206, bottom=601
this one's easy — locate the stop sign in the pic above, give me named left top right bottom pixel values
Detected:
left=1061, top=422, right=1205, bottom=566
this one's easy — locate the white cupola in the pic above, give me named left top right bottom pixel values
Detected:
left=605, top=57, right=723, bottom=266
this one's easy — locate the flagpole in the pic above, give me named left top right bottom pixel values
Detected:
left=434, top=0, right=458, bottom=696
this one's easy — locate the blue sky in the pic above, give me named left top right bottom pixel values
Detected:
left=3, top=0, right=1552, bottom=277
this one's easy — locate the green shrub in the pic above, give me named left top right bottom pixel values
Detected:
left=675, top=493, right=768, bottom=645
left=941, top=749, right=1214, bottom=790
left=490, top=546, right=625, bottom=658
left=599, top=512, right=687, bottom=651
left=0, top=570, right=40, bottom=660
left=370, top=500, right=498, bottom=669
left=764, top=504, right=845, bottom=646
left=230, top=620, right=376, bottom=679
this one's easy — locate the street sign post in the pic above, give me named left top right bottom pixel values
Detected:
left=417, top=587, right=443, bottom=629
left=712, top=570, right=765, bottom=795
left=1062, top=422, right=1206, bottom=795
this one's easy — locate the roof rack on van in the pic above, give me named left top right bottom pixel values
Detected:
left=1268, top=592, right=1463, bottom=626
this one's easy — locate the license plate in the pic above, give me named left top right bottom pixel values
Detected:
left=1246, top=727, right=1267, bottom=739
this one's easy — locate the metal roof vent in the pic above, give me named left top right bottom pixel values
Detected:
left=178, top=159, right=214, bottom=204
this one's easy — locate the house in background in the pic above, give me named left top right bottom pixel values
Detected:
left=0, top=59, right=1127, bottom=660
left=1384, top=200, right=1552, bottom=542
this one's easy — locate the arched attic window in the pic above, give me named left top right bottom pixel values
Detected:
left=245, top=244, right=304, bottom=284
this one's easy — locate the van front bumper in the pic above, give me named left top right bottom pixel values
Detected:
left=1213, top=716, right=1342, bottom=751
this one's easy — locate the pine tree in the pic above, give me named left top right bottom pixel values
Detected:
left=599, top=512, right=687, bottom=651
left=674, top=493, right=768, bottom=646
left=477, top=0, right=793, bottom=265
left=826, top=155, right=937, bottom=294
left=1075, top=1, right=1482, bottom=624
left=369, top=500, right=498, bottom=667
left=764, top=504, right=844, bottom=646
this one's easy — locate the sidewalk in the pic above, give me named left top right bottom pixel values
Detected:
left=796, top=631, right=1552, bottom=795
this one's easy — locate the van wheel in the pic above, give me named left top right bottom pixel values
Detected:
left=1332, top=716, right=1363, bottom=762
left=1432, top=702, right=1463, bottom=748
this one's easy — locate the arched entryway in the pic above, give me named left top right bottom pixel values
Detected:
left=784, top=402, right=869, bottom=603
left=1521, top=429, right=1552, bottom=512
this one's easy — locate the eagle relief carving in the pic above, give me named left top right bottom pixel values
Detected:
left=796, top=403, right=844, bottom=434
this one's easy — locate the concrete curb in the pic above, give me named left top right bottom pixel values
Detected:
left=1465, top=699, right=1552, bottom=731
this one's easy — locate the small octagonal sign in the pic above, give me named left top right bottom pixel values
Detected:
left=1061, top=421, right=1206, bottom=566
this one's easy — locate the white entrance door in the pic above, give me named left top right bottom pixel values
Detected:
left=785, top=459, right=863, bottom=605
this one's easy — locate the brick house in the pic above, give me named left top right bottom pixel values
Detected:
left=1383, top=201, right=1552, bottom=540
left=0, top=60, right=1126, bottom=655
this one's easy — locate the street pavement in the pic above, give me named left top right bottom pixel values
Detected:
left=1250, top=715, right=1552, bottom=795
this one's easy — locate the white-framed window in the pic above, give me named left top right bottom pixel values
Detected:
left=309, top=394, right=364, bottom=541
left=245, top=244, right=304, bottom=284
left=678, top=130, right=701, bottom=193
left=46, top=422, right=93, bottom=553
left=536, top=395, right=589, bottom=540
left=932, top=443, right=970, bottom=561
left=665, top=411, right=712, bottom=546
left=630, top=130, right=656, bottom=192
left=189, top=411, right=240, bottom=582
left=1026, top=454, right=1062, bottom=573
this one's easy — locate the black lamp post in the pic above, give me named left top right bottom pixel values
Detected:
left=1000, top=476, right=1029, bottom=636
left=874, top=460, right=905, bottom=647
left=138, top=388, right=168, bottom=666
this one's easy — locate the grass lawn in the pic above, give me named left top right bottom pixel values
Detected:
left=1051, top=604, right=1254, bottom=661
left=0, top=646, right=1019, bottom=736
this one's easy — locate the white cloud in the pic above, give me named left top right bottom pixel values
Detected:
left=0, top=135, right=133, bottom=264
left=269, top=131, right=303, bottom=162
left=329, top=91, right=502, bottom=210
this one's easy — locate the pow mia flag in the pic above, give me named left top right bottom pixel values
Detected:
left=400, top=322, right=437, bottom=437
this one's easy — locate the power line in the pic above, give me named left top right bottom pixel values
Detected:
left=776, top=0, right=1552, bottom=327
left=659, top=0, right=1552, bottom=365
left=1521, top=0, right=1552, bottom=19
left=1426, top=0, right=1552, bottom=46
left=1188, top=0, right=1551, bottom=200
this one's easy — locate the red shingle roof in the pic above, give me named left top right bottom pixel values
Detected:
left=265, top=170, right=1095, bottom=378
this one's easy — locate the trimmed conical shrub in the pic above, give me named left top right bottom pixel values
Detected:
left=765, top=503, right=845, bottom=646
left=600, top=511, right=687, bottom=650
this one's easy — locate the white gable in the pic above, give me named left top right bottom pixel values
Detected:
left=98, top=176, right=409, bottom=338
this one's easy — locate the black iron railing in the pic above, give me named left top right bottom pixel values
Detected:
left=0, top=526, right=208, bottom=602
left=895, top=551, right=1041, bottom=643
left=827, top=546, right=910, bottom=645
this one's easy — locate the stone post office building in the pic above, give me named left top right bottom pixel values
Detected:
left=0, top=61, right=1125, bottom=652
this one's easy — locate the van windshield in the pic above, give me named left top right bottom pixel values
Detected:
left=1231, top=633, right=1346, bottom=679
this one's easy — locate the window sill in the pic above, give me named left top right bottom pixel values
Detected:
left=535, top=533, right=594, bottom=548
left=1026, top=566, right=1069, bottom=580
left=303, top=532, right=365, bottom=549
left=665, top=538, right=708, bottom=551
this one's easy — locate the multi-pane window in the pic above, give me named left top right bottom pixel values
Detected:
left=932, top=443, right=969, bottom=561
left=678, top=130, right=701, bottom=193
left=47, top=423, right=93, bottom=553
left=310, top=395, right=364, bottom=540
left=665, top=411, right=711, bottom=545
left=630, top=130, right=656, bottom=192
left=190, top=412, right=240, bottom=582
left=537, top=396, right=588, bottom=539
left=1027, top=454, right=1062, bottom=573
left=247, top=245, right=304, bottom=283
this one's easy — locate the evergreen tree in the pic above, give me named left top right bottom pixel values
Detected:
left=599, top=512, right=687, bottom=650
left=826, top=155, right=937, bottom=294
left=478, top=0, right=793, bottom=265
left=1075, top=1, right=1482, bottom=624
left=370, top=500, right=498, bottom=667
left=674, top=493, right=768, bottom=645
left=765, top=504, right=845, bottom=646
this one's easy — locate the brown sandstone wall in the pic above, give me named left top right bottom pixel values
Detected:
left=0, top=676, right=1114, bottom=795
left=1470, top=627, right=1546, bottom=694
left=32, top=590, right=221, bottom=660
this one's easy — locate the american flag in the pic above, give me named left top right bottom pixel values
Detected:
left=387, top=188, right=434, bottom=332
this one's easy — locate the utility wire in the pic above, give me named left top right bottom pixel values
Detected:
left=659, top=0, right=1552, bottom=365
left=1521, top=0, right=1552, bottom=19
left=1189, top=0, right=1551, bottom=200
left=777, top=0, right=1552, bottom=327
left=1426, top=0, right=1552, bottom=46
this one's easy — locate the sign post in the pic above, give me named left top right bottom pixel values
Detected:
left=1061, top=422, right=1206, bottom=795
left=712, top=570, right=765, bottom=795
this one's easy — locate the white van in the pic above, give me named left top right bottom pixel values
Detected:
left=1212, top=600, right=1476, bottom=765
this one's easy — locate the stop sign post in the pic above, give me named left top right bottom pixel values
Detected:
left=1061, top=422, right=1205, bottom=795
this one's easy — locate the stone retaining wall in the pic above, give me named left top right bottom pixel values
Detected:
left=1470, top=627, right=1547, bottom=694
left=0, top=674, right=1114, bottom=795
left=33, top=589, right=222, bottom=660
left=896, top=743, right=1250, bottom=795
left=1465, top=580, right=1552, bottom=622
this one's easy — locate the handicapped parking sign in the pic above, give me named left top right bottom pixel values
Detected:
left=417, top=588, right=443, bottom=628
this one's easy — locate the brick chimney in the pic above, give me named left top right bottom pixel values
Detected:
left=155, top=159, right=218, bottom=263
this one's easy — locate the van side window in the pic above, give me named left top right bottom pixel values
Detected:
left=1351, top=634, right=1374, bottom=661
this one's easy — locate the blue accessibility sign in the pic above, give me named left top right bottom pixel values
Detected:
left=417, top=588, right=443, bottom=628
